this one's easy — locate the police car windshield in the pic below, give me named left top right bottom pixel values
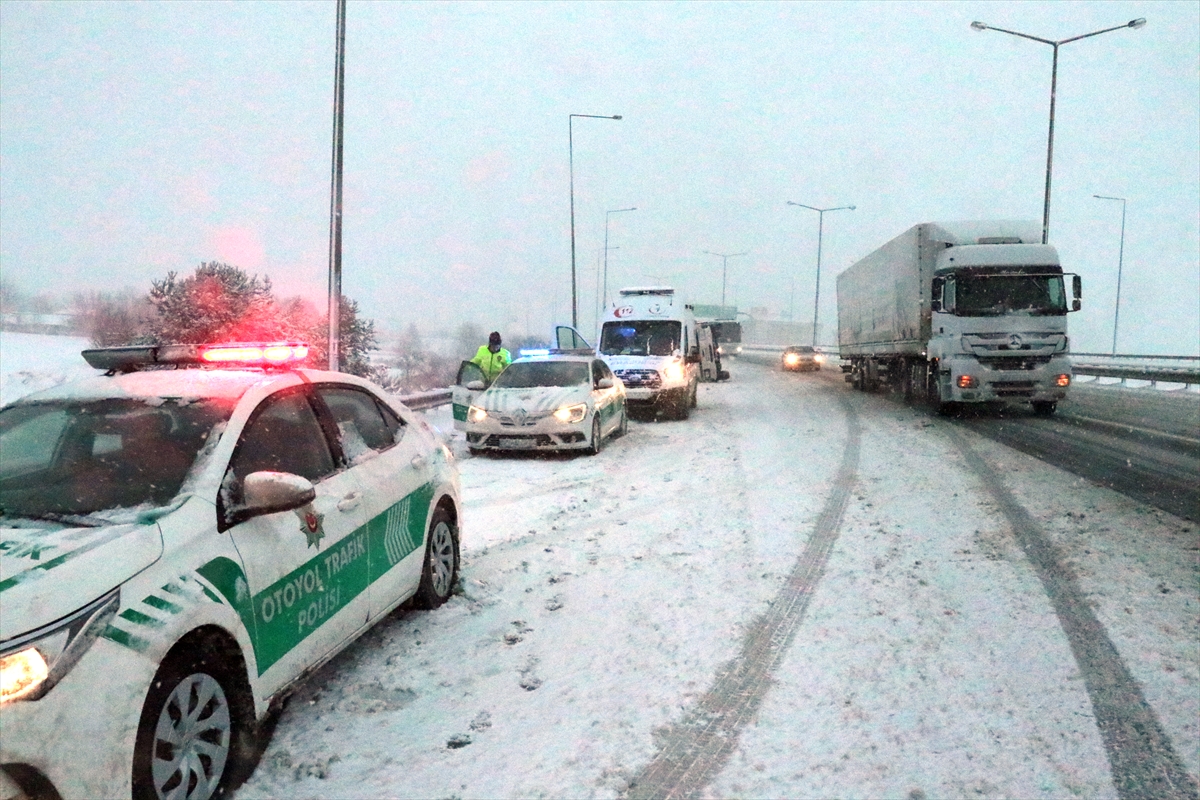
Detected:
left=492, top=361, right=590, bottom=389
left=0, top=398, right=233, bottom=520
left=600, top=321, right=682, bottom=356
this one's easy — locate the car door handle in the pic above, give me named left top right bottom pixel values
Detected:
left=337, top=491, right=361, bottom=512
left=410, top=454, right=427, bottom=469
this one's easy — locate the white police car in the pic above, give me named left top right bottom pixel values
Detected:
left=0, top=342, right=461, bottom=799
left=463, top=352, right=627, bottom=455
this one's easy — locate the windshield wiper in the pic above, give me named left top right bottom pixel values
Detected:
left=0, top=507, right=104, bottom=528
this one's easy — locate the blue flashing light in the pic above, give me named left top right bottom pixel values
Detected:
left=520, top=348, right=551, bottom=357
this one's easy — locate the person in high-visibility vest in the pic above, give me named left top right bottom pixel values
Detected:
left=470, top=331, right=511, bottom=383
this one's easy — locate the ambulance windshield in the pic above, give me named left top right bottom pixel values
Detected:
left=600, top=321, right=681, bottom=356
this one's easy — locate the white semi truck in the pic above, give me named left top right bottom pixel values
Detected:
left=836, top=221, right=1081, bottom=415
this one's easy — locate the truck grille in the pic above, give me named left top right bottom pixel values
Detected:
left=979, top=356, right=1051, bottom=371
left=615, top=369, right=661, bottom=388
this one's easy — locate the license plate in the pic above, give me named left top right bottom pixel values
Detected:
left=499, top=437, right=536, bottom=449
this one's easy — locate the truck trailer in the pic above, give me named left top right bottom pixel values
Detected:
left=836, top=221, right=1081, bottom=414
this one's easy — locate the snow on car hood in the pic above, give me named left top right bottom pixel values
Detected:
left=478, top=386, right=589, bottom=415
left=601, top=354, right=674, bottom=372
left=0, top=520, right=163, bottom=637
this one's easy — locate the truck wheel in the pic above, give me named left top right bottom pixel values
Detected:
left=1032, top=401, right=1057, bottom=416
left=676, top=389, right=692, bottom=420
left=414, top=506, right=460, bottom=608
left=133, top=640, right=256, bottom=800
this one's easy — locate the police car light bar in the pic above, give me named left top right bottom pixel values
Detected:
left=82, top=342, right=309, bottom=372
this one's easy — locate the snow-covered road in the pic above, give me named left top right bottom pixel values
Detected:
left=233, top=361, right=1197, bottom=799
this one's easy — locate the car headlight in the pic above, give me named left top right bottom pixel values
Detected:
left=663, top=362, right=685, bottom=381
left=814, top=354, right=825, bottom=363
left=553, top=403, right=588, bottom=424
left=0, top=589, right=119, bottom=704
left=784, top=354, right=800, bottom=366
left=467, top=405, right=488, bottom=423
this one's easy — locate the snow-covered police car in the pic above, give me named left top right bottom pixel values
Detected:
left=463, top=353, right=627, bottom=455
left=0, top=342, right=461, bottom=799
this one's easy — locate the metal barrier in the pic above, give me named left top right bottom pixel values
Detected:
left=397, top=388, right=453, bottom=410
left=1070, top=354, right=1200, bottom=389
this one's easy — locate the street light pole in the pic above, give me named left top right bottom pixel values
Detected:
left=971, top=18, right=1145, bottom=244
left=326, top=0, right=347, bottom=371
left=787, top=202, right=854, bottom=346
left=702, top=251, right=748, bottom=306
left=569, top=113, right=622, bottom=329
left=604, top=207, right=637, bottom=312
left=1094, top=194, right=1127, bottom=355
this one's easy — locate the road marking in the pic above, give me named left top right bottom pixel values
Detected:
left=625, top=392, right=861, bottom=800
left=947, top=426, right=1199, bottom=800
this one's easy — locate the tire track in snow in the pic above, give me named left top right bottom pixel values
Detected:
left=945, top=426, right=1200, bottom=800
left=624, top=390, right=861, bottom=800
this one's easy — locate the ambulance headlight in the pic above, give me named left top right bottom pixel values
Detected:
left=553, top=403, right=588, bottom=424
left=0, top=590, right=119, bottom=704
left=467, top=406, right=488, bottom=423
left=664, top=362, right=685, bottom=381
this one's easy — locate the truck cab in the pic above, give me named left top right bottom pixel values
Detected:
left=596, top=287, right=704, bottom=419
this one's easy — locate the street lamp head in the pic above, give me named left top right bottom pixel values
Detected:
left=612, top=115, right=623, bottom=120
left=1128, top=18, right=1146, bottom=29
left=848, top=205, right=857, bottom=211
left=970, top=21, right=988, bottom=31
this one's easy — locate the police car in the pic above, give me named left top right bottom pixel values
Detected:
left=462, top=352, right=627, bottom=455
left=0, top=342, right=461, bottom=799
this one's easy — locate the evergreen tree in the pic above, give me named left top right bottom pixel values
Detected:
left=147, top=262, right=285, bottom=344
left=304, top=296, right=380, bottom=379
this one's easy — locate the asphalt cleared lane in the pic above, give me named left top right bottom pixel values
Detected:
left=763, top=360, right=1200, bottom=522
left=950, top=395, right=1200, bottom=522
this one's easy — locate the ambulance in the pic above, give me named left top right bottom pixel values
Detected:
left=594, top=287, right=710, bottom=419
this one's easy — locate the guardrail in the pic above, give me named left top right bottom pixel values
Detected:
left=733, top=347, right=1200, bottom=389
left=397, top=388, right=453, bottom=410
left=1070, top=354, right=1200, bottom=389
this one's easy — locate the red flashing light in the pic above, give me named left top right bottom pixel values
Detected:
left=199, top=343, right=309, bottom=366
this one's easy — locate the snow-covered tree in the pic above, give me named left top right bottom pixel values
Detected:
left=147, top=262, right=284, bottom=344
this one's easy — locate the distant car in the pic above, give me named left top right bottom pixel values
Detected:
left=0, top=342, right=461, bottom=800
left=782, top=345, right=824, bottom=372
left=463, top=353, right=627, bottom=455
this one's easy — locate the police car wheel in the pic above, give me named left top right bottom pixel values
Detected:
left=616, top=408, right=629, bottom=438
left=689, top=381, right=698, bottom=409
left=588, top=415, right=603, bottom=455
left=414, top=507, right=459, bottom=609
left=133, top=642, right=255, bottom=800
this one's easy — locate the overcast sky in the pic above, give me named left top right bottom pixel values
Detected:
left=1, top=1, right=1196, bottom=354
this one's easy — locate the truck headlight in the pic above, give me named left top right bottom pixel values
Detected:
left=553, top=403, right=587, bottom=424
left=467, top=405, right=488, bottom=423
left=0, top=589, right=119, bottom=704
left=664, top=362, right=685, bottom=381
left=957, top=375, right=978, bottom=389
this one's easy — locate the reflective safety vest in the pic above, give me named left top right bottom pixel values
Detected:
left=470, top=345, right=511, bottom=382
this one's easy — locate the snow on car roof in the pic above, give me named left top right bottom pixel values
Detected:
left=10, top=367, right=299, bottom=405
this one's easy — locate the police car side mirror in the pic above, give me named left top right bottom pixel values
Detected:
left=466, top=380, right=486, bottom=391
left=596, top=377, right=614, bottom=389
left=228, top=471, right=316, bottom=526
